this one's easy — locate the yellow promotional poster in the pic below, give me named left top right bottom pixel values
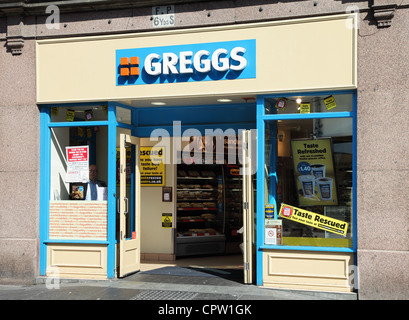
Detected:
left=324, top=95, right=337, bottom=110
left=279, top=203, right=348, bottom=236
left=291, top=138, right=338, bottom=206
left=140, top=146, right=165, bottom=186
left=299, top=103, right=310, bottom=114
left=66, top=109, right=75, bottom=121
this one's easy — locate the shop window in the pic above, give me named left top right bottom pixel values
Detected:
left=265, top=94, right=354, bottom=248
left=50, top=125, right=108, bottom=201
left=50, top=105, right=108, bottom=122
left=265, top=94, right=352, bottom=114
left=116, top=106, right=132, bottom=125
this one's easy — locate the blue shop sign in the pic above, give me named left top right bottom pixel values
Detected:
left=116, top=39, right=256, bottom=86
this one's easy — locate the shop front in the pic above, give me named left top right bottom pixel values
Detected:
left=37, top=13, right=357, bottom=291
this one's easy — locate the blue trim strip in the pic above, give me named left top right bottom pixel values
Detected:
left=262, top=111, right=353, bottom=121
left=107, top=102, right=117, bottom=279
left=44, top=240, right=109, bottom=244
left=49, top=120, right=109, bottom=128
left=268, top=122, right=277, bottom=209
left=256, top=96, right=265, bottom=286
left=39, top=106, right=51, bottom=276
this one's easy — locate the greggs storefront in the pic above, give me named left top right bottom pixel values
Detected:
left=37, top=14, right=357, bottom=292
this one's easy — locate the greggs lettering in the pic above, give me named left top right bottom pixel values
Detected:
left=145, top=47, right=247, bottom=75
left=116, top=39, right=256, bottom=86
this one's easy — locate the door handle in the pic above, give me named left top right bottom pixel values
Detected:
left=117, top=198, right=128, bottom=214
left=124, top=197, right=128, bottom=215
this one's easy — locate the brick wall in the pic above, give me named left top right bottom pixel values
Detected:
left=49, top=201, right=107, bottom=240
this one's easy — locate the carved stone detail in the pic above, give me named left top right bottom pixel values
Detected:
left=372, top=4, right=397, bottom=28
left=6, top=36, right=24, bottom=55
left=6, top=15, right=25, bottom=55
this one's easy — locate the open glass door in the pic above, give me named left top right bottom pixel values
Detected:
left=118, top=133, right=141, bottom=277
left=242, top=130, right=255, bottom=284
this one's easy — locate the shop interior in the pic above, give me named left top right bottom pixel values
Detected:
left=265, top=93, right=354, bottom=248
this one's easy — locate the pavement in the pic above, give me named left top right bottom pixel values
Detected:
left=0, top=263, right=357, bottom=302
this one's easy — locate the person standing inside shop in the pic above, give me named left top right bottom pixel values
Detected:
left=85, top=164, right=106, bottom=200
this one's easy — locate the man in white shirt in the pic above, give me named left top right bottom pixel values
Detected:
left=85, top=164, right=106, bottom=200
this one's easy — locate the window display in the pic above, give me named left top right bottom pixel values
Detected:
left=50, top=125, right=108, bottom=201
left=265, top=93, right=354, bottom=248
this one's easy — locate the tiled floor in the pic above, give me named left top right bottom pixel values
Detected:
left=140, top=254, right=244, bottom=272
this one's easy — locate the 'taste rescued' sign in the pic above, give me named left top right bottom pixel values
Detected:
left=116, top=39, right=256, bottom=86
left=279, top=203, right=349, bottom=236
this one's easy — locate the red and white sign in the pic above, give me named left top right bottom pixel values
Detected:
left=67, top=146, right=88, bottom=162
left=66, top=146, right=89, bottom=183
left=282, top=206, right=293, bottom=217
left=265, top=220, right=282, bottom=245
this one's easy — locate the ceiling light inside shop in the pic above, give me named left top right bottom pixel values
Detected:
left=217, top=99, right=232, bottom=103
left=296, top=98, right=302, bottom=104
left=151, top=102, right=167, bottom=106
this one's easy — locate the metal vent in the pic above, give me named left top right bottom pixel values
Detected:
left=131, top=290, right=198, bottom=300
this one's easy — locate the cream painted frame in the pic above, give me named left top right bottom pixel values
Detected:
left=263, top=250, right=355, bottom=292
left=46, top=244, right=108, bottom=279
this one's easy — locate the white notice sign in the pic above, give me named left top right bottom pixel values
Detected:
left=152, top=5, right=175, bottom=28
left=264, top=220, right=282, bottom=245
left=66, top=146, right=89, bottom=183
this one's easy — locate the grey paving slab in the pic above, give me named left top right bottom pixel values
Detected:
left=0, top=265, right=357, bottom=301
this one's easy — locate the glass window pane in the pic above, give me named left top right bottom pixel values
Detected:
left=50, top=126, right=108, bottom=201
left=266, top=117, right=353, bottom=248
left=116, top=106, right=132, bottom=125
left=50, top=105, right=108, bottom=122
left=265, top=93, right=352, bottom=114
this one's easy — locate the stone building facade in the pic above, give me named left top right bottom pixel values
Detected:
left=0, top=0, right=408, bottom=299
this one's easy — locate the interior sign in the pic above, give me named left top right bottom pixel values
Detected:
left=152, top=5, right=175, bottom=28
left=65, top=146, right=89, bottom=183
left=116, top=39, right=256, bottom=86
left=140, top=146, right=165, bottom=186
